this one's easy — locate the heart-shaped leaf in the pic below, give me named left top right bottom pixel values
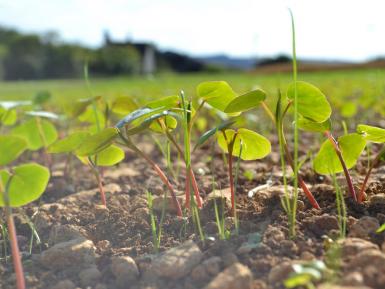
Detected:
left=146, top=95, right=179, bottom=109
left=111, top=97, right=138, bottom=116
left=76, top=127, right=119, bottom=156
left=12, top=118, right=58, bottom=150
left=64, top=96, right=101, bottom=118
left=287, top=81, right=331, bottom=123
left=357, top=124, right=385, bottom=143
left=196, top=81, right=237, bottom=112
left=224, top=89, right=266, bottom=113
left=298, top=117, right=332, bottom=133
left=0, top=163, right=50, bottom=207
left=78, top=106, right=106, bottom=128
left=313, top=133, right=366, bottom=174
left=0, top=107, right=17, bottom=126
left=48, top=131, right=90, bottom=153
left=217, top=128, right=271, bottom=160
left=149, top=115, right=178, bottom=133
left=194, top=120, right=236, bottom=151
left=0, top=135, right=27, bottom=166
left=94, top=145, right=125, bottom=166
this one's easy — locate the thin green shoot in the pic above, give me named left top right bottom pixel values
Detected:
left=146, top=190, right=166, bottom=253
left=289, top=8, right=299, bottom=239
left=84, top=64, right=101, bottom=132
left=342, top=120, right=348, bottom=136
left=0, top=218, right=8, bottom=263
left=331, top=173, right=347, bottom=238
left=210, top=142, right=226, bottom=240
left=233, top=140, right=243, bottom=235
left=276, top=93, right=291, bottom=216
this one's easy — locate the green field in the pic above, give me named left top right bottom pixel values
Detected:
left=1, top=69, right=385, bottom=117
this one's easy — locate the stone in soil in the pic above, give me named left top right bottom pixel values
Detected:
left=348, top=216, right=379, bottom=239
left=40, top=237, right=97, bottom=270
left=48, top=224, right=87, bottom=246
left=78, top=266, right=102, bottom=287
left=267, top=261, right=293, bottom=285
left=203, top=262, right=252, bottom=289
left=149, top=240, right=203, bottom=279
left=111, top=256, right=139, bottom=287
left=347, top=249, right=385, bottom=288
left=338, top=238, right=379, bottom=258
left=51, top=280, right=76, bottom=289
left=303, top=214, right=339, bottom=236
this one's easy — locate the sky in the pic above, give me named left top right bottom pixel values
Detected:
left=0, top=0, right=384, bottom=61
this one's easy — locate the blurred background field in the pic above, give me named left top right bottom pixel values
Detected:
left=1, top=69, right=384, bottom=118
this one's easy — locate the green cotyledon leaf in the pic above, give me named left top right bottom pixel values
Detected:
left=313, top=133, right=366, bottom=174
left=217, top=128, right=271, bottom=161
left=287, top=81, right=332, bottom=123
left=0, top=163, right=50, bottom=207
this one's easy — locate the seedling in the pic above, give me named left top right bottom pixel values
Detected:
left=49, top=128, right=124, bottom=206
left=194, top=81, right=272, bottom=233
left=0, top=134, right=50, bottom=289
left=356, top=124, right=385, bottom=202
left=114, top=105, right=183, bottom=216
left=146, top=190, right=166, bottom=252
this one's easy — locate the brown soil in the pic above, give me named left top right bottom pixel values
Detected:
left=1, top=137, right=385, bottom=289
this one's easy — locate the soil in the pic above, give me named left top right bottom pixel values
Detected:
left=1, top=135, right=385, bottom=289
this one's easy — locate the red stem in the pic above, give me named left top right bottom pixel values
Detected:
left=189, top=168, right=202, bottom=208
left=95, top=171, right=107, bottom=207
left=150, top=161, right=183, bottom=216
left=119, top=134, right=183, bottom=217
left=283, top=140, right=321, bottom=209
left=185, top=168, right=191, bottom=209
left=325, top=131, right=357, bottom=202
left=357, top=145, right=385, bottom=203
left=7, top=212, right=26, bottom=289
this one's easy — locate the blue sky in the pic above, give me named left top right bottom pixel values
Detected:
left=0, top=0, right=384, bottom=61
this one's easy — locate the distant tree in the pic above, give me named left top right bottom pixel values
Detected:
left=91, top=45, right=141, bottom=75
left=257, top=54, right=292, bottom=66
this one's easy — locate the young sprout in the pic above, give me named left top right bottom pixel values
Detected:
left=356, top=124, right=385, bottom=202
left=0, top=134, right=50, bottom=289
left=12, top=115, right=58, bottom=168
left=114, top=106, right=183, bottom=216
left=49, top=128, right=124, bottom=206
